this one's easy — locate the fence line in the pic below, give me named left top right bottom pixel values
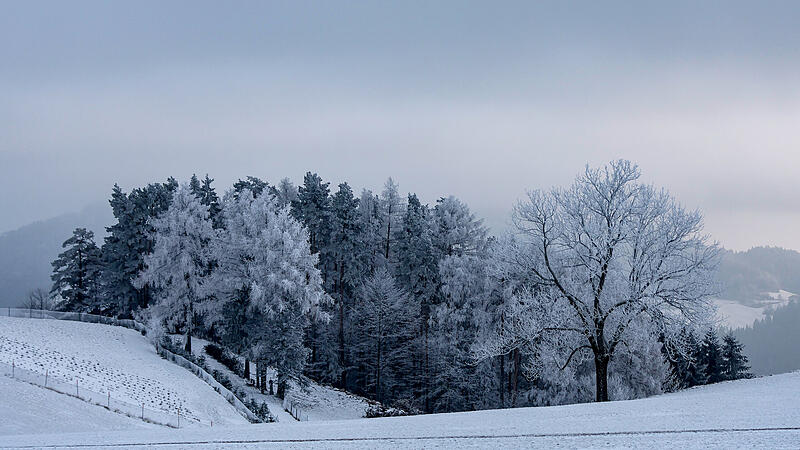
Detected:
left=3, top=308, right=262, bottom=424
left=0, top=360, right=196, bottom=428
left=282, top=397, right=309, bottom=422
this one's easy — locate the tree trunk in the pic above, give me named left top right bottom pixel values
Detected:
left=184, top=330, right=192, bottom=353
left=244, top=359, right=250, bottom=380
left=594, top=355, right=610, bottom=402
left=338, top=265, right=347, bottom=389
left=499, top=353, right=505, bottom=408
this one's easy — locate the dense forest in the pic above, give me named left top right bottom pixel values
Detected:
left=47, top=161, right=753, bottom=413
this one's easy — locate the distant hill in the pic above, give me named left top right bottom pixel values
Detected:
left=718, top=247, right=800, bottom=304
left=713, top=247, right=800, bottom=329
left=0, top=203, right=112, bottom=308
left=734, top=300, right=800, bottom=376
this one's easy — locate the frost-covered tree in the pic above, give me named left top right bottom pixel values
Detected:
left=350, top=269, right=416, bottom=404
left=432, top=253, right=496, bottom=412
left=211, top=188, right=331, bottom=380
left=291, top=172, right=338, bottom=381
left=274, top=177, right=299, bottom=207
left=356, top=189, right=386, bottom=272
left=394, top=193, right=439, bottom=411
left=432, top=196, right=488, bottom=258
left=477, top=160, right=719, bottom=402
left=134, top=184, right=216, bottom=353
left=329, top=182, right=363, bottom=388
left=379, top=177, right=404, bottom=263
left=50, top=228, right=102, bottom=312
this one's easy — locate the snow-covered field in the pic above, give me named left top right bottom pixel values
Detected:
left=714, top=290, right=796, bottom=329
left=0, top=316, right=248, bottom=428
left=0, top=375, right=158, bottom=436
left=3, top=369, right=798, bottom=448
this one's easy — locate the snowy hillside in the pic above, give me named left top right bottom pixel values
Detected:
left=714, top=290, right=796, bottom=329
left=0, top=316, right=248, bottom=428
left=0, top=375, right=158, bottom=436
left=4, top=371, right=799, bottom=448
left=188, top=336, right=373, bottom=422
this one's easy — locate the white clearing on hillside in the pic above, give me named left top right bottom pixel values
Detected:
left=4, top=371, right=799, bottom=448
left=188, top=336, right=372, bottom=422
left=714, top=290, right=796, bottom=329
left=0, top=316, right=248, bottom=428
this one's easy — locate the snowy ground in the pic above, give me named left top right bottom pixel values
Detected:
left=188, top=336, right=372, bottom=422
left=3, top=371, right=798, bottom=448
left=0, top=316, right=248, bottom=428
left=0, top=375, right=158, bottom=436
left=714, top=290, right=795, bottom=329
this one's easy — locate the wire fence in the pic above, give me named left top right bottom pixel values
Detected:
left=0, top=360, right=197, bottom=428
left=2, top=308, right=262, bottom=425
left=282, top=396, right=310, bottom=422
left=4, top=308, right=146, bottom=334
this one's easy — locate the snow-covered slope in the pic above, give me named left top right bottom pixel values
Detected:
left=188, top=336, right=372, bottom=422
left=0, top=316, right=248, bottom=428
left=0, top=375, right=158, bottom=436
left=714, top=290, right=795, bottom=329
left=4, top=371, right=799, bottom=448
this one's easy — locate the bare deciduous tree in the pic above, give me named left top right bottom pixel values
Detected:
left=478, top=160, right=719, bottom=402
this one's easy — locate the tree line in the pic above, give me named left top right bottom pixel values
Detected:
left=49, top=161, right=754, bottom=413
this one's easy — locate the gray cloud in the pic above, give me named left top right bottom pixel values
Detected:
left=2, top=1, right=800, bottom=251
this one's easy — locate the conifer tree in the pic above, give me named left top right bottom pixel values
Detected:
left=134, top=184, right=216, bottom=353
left=50, top=228, right=102, bottom=312
left=292, top=172, right=338, bottom=381
left=101, top=179, right=177, bottom=314
left=350, top=269, right=417, bottom=404
left=394, top=193, right=439, bottom=411
left=329, top=182, right=363, bottom=388
left=721, top=334, right=752, bottom=380
left=699, top=329, right=724, bottom=384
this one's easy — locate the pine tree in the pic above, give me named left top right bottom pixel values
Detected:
left=432, top=196, right=488, bottom=258
left=699, top=329, right=724, bottom=384
left=356, top=189, right=386, bottom=273
left=394, top=193, right=439, bottom=412
left=101, top=179, right=177, bottom=314
left=134, top=184, right=216, bottom=353
left=379, top=178, right=404, bottom=263
left=292, top=172, right=338, bottom=382
left=329, top=182, right=363, bottom=389
left=50, top=228, right=102, bottom=312
left=190, top=174, right=223, bottom=229
left=275, top=178, right=299, bottom=207
left=721, top=334, right=752, bottom=381
left=350, top=269, right=417, bottom=404
left=232, top=176, right=269, bottom=199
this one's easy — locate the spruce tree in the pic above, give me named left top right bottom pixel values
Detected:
left=721, top=334, right=752, bottom=381
left=699, top=329, right=724, bottom=384
left=394, top=193, right=439, bottom=412
left=101, top=179, right=177, bottom=314
left=50, top=228, right=102, bottom=312
left=329, top=182, right=363, bottom=389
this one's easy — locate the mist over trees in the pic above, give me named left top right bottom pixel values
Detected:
left=47, top=161, right=739, bottom=413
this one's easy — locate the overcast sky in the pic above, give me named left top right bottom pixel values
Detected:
left=2, top=1, right=799, bottom=250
